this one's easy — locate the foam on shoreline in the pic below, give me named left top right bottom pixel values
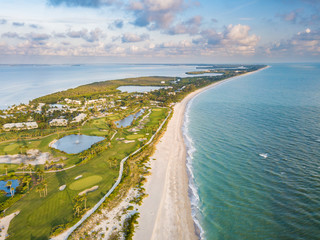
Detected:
left=183, top=97, right=205, bottom=239
left=181, top=66, right=270, bottom=239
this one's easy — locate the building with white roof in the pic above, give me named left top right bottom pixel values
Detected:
left=49, top=119, right=68, bottom=127
left=3, top=122, right=38, bottom=131
left=71, top=113, right=87, bottom=123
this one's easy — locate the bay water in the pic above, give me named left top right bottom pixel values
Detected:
left=0, top=64, right=218, bottom=109
left=184, top=63, right=320, bottom=239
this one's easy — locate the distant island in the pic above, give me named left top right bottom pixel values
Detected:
left=0, top=65, right=266, bottom=239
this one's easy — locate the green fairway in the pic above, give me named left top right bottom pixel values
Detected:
left=3, top=143, right=19, bottom=153
left=4, top=123, right=145, bottom=239
left=69, top=175, right=103, bottom=190
left=0, top=106, right=169, bottom=239
left=126, top=134, right=144, bottom=140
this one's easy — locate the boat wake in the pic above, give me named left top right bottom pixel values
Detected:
left=259, top=153, right=268, bottom=159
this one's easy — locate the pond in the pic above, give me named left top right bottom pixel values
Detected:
left=0, top=180, right=19, bottom=196
left=115, top=109, right=144, bottom=128
left=117, top=86, right=164, bottom=93
left=51, top=135, right=105, bottom=154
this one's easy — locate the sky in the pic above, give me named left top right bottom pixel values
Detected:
left=0, top=0, right=319, bottom=63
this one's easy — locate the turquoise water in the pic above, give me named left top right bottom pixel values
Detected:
left=51, top=134, right=104, bottom=154
left=185, top=63, right=320, bottom=239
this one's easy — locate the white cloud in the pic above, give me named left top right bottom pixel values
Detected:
left=129, top=0, right=185, bottom=29
left=193, top=24, right=260, bottom=56
left=121, top=33, right=149, bottom=43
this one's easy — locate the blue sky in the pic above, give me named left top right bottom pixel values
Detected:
left=0, top=0, right=319, bottom=63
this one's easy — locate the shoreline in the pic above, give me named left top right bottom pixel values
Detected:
left=134, top=66, right=270, bottom=240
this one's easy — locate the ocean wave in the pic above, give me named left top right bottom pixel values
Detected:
left=183, top=97, right=205, bottom=240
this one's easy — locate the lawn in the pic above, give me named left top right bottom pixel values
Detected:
left=4, top=122, right=145, bottom=239
left=6, top=149, right=119, bottom=239
left=0, top=107, right=169, bottom=239
left=126, top=134, right=144, bottom=140
left=69, top=175, right=103, bottom=190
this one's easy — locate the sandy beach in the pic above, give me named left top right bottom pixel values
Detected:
left=134, top=67, right=269, bottom=240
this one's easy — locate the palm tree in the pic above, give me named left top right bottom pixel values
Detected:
left=74, top=204, right=81, bottom=217
left=10, top=187, right=14, bottom=197
left=42, top=185, right=46, bottom=197
left=80, top=194, right=87, bottom=210
left=39, top=169, right=44, bottom=181
left=19, top=163, right=25, bottom=174
left=6, top=180, right=12, bottom=189
left=36, top=186, right=42, bottom=197
left=45, top=160, right=50, bottom=170
left=25, top=177, right=31, bottom=191
left=43, top=180, right=48, bottom=196
left=4, top=164, right=8, bottom=176
left=27, top=164, right=33, bottom=175
left=36, top=168, right=44, bottom=181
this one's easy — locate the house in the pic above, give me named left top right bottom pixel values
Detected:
left=49, top=119, right=68, bottom=127
left=3, top=122, right=38, bottom=131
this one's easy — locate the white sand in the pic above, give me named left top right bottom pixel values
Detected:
left=135, top=67, right=269, bottom=240
left=0, top=211, right=20, bottom=240
left=74, top=175, right=83, bottom=180
left=71, top=188, right=141, bottom=239
left=79, top=186, right=99, bottom=196
left=0, top=149, right=56, bottom=165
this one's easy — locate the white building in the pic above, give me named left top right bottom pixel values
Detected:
left=65, top=98, right=82, bottom=105
left=36, top=103, right=45, bottom=112
left=49, top=119, right=68, bottom=127
left=3, top=122, right=38, bottom=131
left=85, top=98, right=107, bottom=105
left=71, top=113, right=87, bottom=123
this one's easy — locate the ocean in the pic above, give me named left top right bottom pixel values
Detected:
left=0, top=64, right=219, bottom=109
left=184, top=63, right=320, bottom=239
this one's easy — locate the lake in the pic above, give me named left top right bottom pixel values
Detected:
left=0, top=179, right=19, bottom=196
left=51, top=134, right=105, bottom=154
left=115, top=109, right=144, bottom=128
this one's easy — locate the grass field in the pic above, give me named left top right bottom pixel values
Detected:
left=4, top=124, right=143, bottom=239
left=6, top=149, right=119, bottom=239
left=0, top=107, right=169, bottom=239
left=126, top=134, right=144, bottom=140
left=69, top=175, right=103, bottom=190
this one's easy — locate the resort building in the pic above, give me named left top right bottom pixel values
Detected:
left=65, top=98, right=82, bottom=105
left=3, top=122, right=38, bottom=131
left=34, top=103, right=45, bottom=113
left=85, top=98, right=107, bottom=105
left=49, top=119, right=68, bottom=127
left=71, top=113, right=87, bottom=123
